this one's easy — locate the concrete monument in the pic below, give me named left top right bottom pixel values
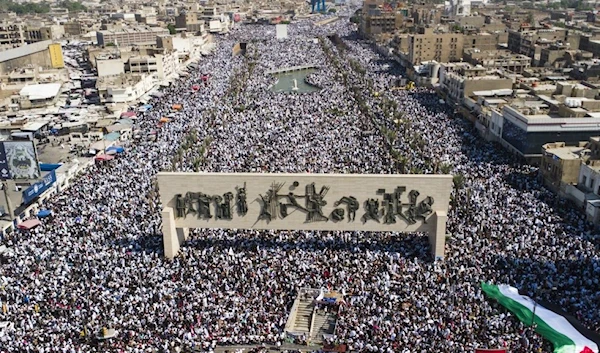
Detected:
left=157, top=172, right=453, bottom=259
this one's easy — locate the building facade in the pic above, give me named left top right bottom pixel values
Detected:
left=540, top=142, right=588, bottom=192
left=463, top=49, right=531, bottom=73
left=408, top=27, right=464, bottom=65
left=125, top=52, right=178, bottom=80
left=0, top=40, right=63, bottom=75
left=175, top=12, right=204, bottom=33
left=96, top=27, right=169, bottom=47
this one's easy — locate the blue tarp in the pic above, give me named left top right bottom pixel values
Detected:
left=104, top=132, right=121, bottom=141
left=143, top=104, right=153, bottom=110
left=37, top=209, right=52, bottom=218
left=39, top=163, right=62, bottom=171
left=116, top=118, right=134, bottom=125
left=106, top=146, right=124, bottom=153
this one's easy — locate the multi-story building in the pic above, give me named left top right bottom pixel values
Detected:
left=496, top=83, right=600, bottom=160
left=540, top=141, right=590, bottom=192
left=0, top=23, right=65, bottom=50
left=439, top=62, right=513, bottom=103
left=463, top=32, right=503, bottom=51
left=507, top=28, right=580, bottom=64
left=411, top=5, right=442, bottom=26
left=570, top=141, right=600, bottom=225
left=407, top=27, right=464, bottom=65
left=125, top=51, right=178, bottom=80
left=362, top=13, right=404, bottom=36
left=157, top=33, right=207, bottom=61
left=445, top=0, right=471, bottom=17
left=360, top=0, right=404, bottom=37
left=0, top=23, right=25, bottom=49
left=62, top=22, right=83, bottom=36
left=175, top=12, right=204, bottom=33
left=579, top=35, right=600, bottom=57
left=96, top=27, right=169, bottom=47
left=463, top=49, right=531, bottom=73
left=571, top=59, right=600, bottom=81
left=538, top=43, right=575, bottom=68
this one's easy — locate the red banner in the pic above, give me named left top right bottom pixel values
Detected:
left=475, top=349, right=507, bottom=353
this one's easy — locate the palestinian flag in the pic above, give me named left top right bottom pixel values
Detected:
left=481, top=283, right=600, bottom=353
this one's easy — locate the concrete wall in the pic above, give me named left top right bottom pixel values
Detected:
left=157, top=172, right=453, bottom=259
left=0, top=49, right=52, bottom=75
left=97, top=59, right=125, bottom=77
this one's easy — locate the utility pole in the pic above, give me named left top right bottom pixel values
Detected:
left=2, top=181, right=13, bottom=219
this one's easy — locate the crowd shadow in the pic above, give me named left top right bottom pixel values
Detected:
left=180, top=230, right=434, bottom=261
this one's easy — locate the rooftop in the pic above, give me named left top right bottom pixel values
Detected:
left=543, top=144, right=588, bottom=160
left=19, top=83, right=62, bottom=101
left=0, top=40, right=53, bottom=63
left=98, top=27, right=168, bottom=35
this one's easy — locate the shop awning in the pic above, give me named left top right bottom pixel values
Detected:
left=95, top=154, right=114, bottom=161
left=104, top=132, right=121, bottom=141
left=18, top=219, right=41, bottom=230
left=106, top=146, right=124, bottom=153
left=37, top=209, right=52, bottom=218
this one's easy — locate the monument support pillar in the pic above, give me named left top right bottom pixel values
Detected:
left=176, top=227, right=189, bottom=243
left=162, top=207, right=180, bottom=259
left=431, top=210, right=447, bottom=260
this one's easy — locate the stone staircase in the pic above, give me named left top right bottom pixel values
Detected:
left=291, top=298, right=314, bottom=334
left=309, top=310, right=337, bottom=344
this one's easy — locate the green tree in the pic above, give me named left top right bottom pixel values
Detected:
left=453, top=174, right=465, bottom=190
left=58, top=0, right=86, bottom=12
left=3, top=0, right=50, bottom=14
left=526, top=12, right=535, bottom=25
left=167, top=23, right=176, bottom=35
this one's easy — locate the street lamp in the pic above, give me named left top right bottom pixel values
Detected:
left=531, top=298, right=537, bottom=327
left=530, top=286, right=558, bottom=328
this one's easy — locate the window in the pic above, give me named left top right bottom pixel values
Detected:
left=473, top=39, right=476, bottom=45
left=583, top=175, right=587, bottom=186
left=591, top=179, right=595, bottom=190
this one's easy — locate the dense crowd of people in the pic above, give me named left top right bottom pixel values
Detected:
left=0, top=8, right=598, bottom=353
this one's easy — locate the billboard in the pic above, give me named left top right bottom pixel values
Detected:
left=22, top=170, right=56, bottom=204
left=0, top=143, right=10, bottom=179
left=3, top=141, right=40, bottom=179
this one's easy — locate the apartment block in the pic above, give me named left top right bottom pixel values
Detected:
left=540, top=141, right=589, bottom=192
left=360, top=0, right=405, bottom=37
left=126, top=52, right=178, bottom=80
left=0, top=23, right=25, bottom=49
left=175, top=12, right=204, bottom=33
left=408, top=27, right=463, bottom=65
left=463, top=32, right=502, bottom=51
left=439, top=62, right=513, bottom=103
left=97, top=27, right=169, bottom=47
left=463, top=49, right=531, bottom=73
left=507, top=28, right=580, bottom=64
